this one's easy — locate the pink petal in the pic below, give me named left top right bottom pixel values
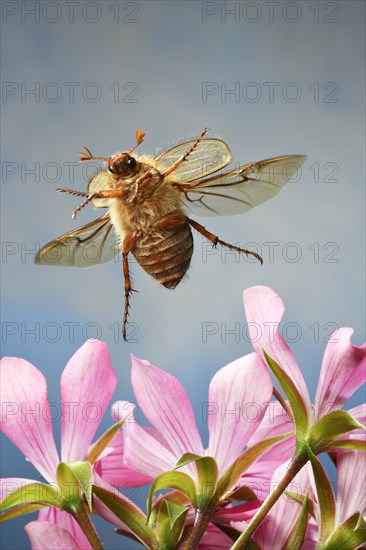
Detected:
left=60, top=341, right=117, bottom=462
left=25, top=520, right=81, bottom=550
left=253, top=461, right=316, bottom=549
left=112, top=401, right=177, bottom=478
left=207, top=353, right=272, bottom=472
left=240, top=445, right=296, bottom=503
left=243, top=286, right=311, bottom=409
left=213, top=501, right=260, bottom=524
left=315, top=328, right=366, bottom=416
left=38, top=507, right=91, bottom=549
left=239, top=461, right=280, bottom=502
left=247, top=399, right=296, bottom=462
left=336, top=448, right=366, bottom=525
left=0, top=358, right=59, bottom=482
left=198, top=524, right=234, bottom=549
left=94, top=432, right=152, bottom=487
left=130, top=356, right=204, bottom=458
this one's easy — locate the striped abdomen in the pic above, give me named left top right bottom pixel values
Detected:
left=133, top=223, right=193, bottom=289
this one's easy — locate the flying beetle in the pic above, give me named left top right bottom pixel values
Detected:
left=35, top=128, right=307, bottom=340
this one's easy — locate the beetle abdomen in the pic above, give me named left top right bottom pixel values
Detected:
left=133, top=223, right=193, bottom=289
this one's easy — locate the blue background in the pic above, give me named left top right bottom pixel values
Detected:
left=1, top=1, right=365, bottom=548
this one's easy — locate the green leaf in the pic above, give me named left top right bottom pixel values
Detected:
left=263, top=350, right=309, bottom=440
left=147, top=471, right=197, bottom=519
left=57, top=461, right=93, bottom=512
left=87, top=418, right=125, bottom=465
left=307, top=411, right=365, bottom=454
left=0, top=483, right=62, bottom=516
left=306, top=444, right=335, bottom=545
left=281, top=492, right=309, bottom=550
left=323, top=512, right=366, bottom=550
left=215, top=432, right=292, bottom=501
left=156, top=499, right=188, bottom=549
left=92, top=484, right=156, bottom=549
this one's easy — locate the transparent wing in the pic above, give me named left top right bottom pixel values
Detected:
left=177, top=155, right=307, bottom=216
left=155, top=138, right=232, bottom=182
left=35, top=213, right=120, bottom=268
left=88, top=171, right=114, bottom=208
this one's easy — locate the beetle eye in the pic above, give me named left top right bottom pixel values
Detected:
left=108, top=165, right=116, bottom=174
left=127, top=157, right=136, bottom=168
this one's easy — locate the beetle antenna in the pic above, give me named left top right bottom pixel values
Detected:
left=78, top=146, right=108, bottom=163
left=162, top=127, right=210, bottom=177
left=128, top=129, right=145, bottom=154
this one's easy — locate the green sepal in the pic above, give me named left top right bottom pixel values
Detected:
left=263, top=350, right=309, bottom=440
left=147, top=471, right=197, bottom=520
left=0, top=483, right=62, bottom=517
left=244, top=541, right=262, bottom=550
left=225, top=485, right=258, bottom=503
left=214, top=523, right=261, bottom=548
left=57, top=461, right=93, bottom=512
left=164, top=499, right=188, bottom=530
left=215, top=432, right=292, bottom=502
left=307, top=410, right=364, bottom=454
left=281, top=492, right=309, bottom=550
left=174, top=453, right=218, bottom=504
left=213, top=522, right=241, bottom=542
left=114, top=528, right=141, bottom=543
left=149, top=490, right=189, bottom=528
left=196, top=457, right=218, bottom=503
left=174, top=453, right=202, bottom=470
left=0, top=502, right=46, bottom=521
left=92, top=484, right=156, bottom=549
left=87, top=418, right=125, bottom=465
left=306, top=444, right=335, bottom=545
left=323, top=512, right=366, bottom=550
left=156, top=499, right=188, bottom=548
left=324, top=438, right=366, bottom=452
left=284, top=490, right=317, bottom=519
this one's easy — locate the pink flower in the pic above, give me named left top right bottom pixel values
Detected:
left=252, top=406, right=366, bottom=550
left=244, top=286, right=366, bottom=446
left=99, top=350, right=293, bottom=541
left=241, top=286, right=365, bottom=545
left=0, top=340, right=117, bottom=549
left=111, top=353, right=273, bottom=482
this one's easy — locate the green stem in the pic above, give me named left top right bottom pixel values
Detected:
left=181, top=506, right=215, bottom=550
left=72, top=505, right=104, bottom=550
left=230, top=455, right=307, bottom=550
